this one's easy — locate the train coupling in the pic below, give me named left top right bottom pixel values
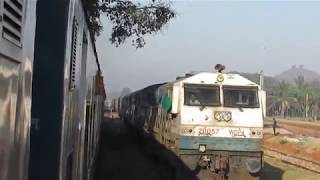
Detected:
left=198, top=155, right=211, bottom=168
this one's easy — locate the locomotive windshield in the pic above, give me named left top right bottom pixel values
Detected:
left=184, top=84, right=220, bottom=106
left=223, top=86, right=259, bottom=108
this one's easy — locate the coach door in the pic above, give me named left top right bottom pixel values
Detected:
left=0, top=53, right=20, bottom=180
left=0, top=0, right=21, bottom=180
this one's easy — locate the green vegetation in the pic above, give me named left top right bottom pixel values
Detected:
left=279, top=139, right=288, bottom=144
left=237, top=71, right=320, bottom=121
left=83, top=0, right=176, bottom=48
left=267, top=75, right=320, bottom=120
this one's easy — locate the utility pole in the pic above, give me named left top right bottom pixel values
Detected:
left=260, top=70, right=266, bottom=119
left=305, top=93, right=309, bottom=119
left=259, top=70, right=264, bottom=90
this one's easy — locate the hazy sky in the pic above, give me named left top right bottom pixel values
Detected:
left=96, top=0, right=320, bottom=93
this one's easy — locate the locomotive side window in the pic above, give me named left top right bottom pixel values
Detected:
left=184, top=84, right=220, bottom=106
left=223, top=86, right=259, bottom=108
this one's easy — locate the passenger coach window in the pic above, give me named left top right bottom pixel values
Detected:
left=223, top=86, right=259, bottom=108
left=184, top=84, right=220, bottom=106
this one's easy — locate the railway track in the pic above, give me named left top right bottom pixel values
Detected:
left=265, top=118, right=320, bottom=137
left=263, top=147, right=320, bottom=174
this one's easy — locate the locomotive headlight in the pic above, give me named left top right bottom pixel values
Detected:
left=214, top=111, right=232, bottom=122
left=199, top=144, right=206, bottom=153
left=250, top=128, right=263, bottom=137
left=217, top=74, right=224, bottom=82
left=223, top=112, right=232, bottom=122
left=214, top=112, right=223, bottom=121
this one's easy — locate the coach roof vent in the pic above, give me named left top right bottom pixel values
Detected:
left=2, top=0, right=24, bottom=46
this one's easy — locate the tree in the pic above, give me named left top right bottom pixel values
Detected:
left=293, top=75, right=309, bottom=117
left=83, top=0, right=176, bottom=48
left=268, top=81, right=298, bottom=118
left=304, top=88, right=320, bottom=120
left=292, top=75, right=320, bottom=119
left=294, top=75, right=307, bottom=91
left=308, top=81, right=320, bottom=120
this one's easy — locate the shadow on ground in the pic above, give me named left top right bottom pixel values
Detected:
left=261, top=161, right=284, bottom=180
left=94, top=117, right=285, bottom=180
left=94, top=118, right=199, bottom=180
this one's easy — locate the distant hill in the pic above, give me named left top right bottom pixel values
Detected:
left=232, top=66, right=320, bottom=91
left=275, top=65, right=320, bottom=83
left=107, top=67, right=319, bottom=99
left=229, top=71, right=278, bottom=91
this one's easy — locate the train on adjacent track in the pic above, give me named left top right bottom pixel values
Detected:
left=0, top=0, right=106, bottom=180
left=120, top=71, right=266, bottom=180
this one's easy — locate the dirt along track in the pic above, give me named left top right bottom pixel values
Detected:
left=93, top=117, right=198, bottom=180
left=265, top=118, right=320, bottom=137
left=94, top=116, right=319, bottom=180
left=263, top=118, right=320, bottom=179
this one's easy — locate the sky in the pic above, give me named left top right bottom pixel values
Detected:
left=96, top=0, right=320, bottom=93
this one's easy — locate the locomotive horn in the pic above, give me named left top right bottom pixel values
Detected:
left=214, top=64, right=226, bottom=73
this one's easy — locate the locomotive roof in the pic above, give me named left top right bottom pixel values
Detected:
left=172, top=72, right=260, bottom=87
left=123, top=72, right=260, bottom=99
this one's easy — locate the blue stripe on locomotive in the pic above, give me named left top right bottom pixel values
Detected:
left=178, top=136, right=261, bottom=152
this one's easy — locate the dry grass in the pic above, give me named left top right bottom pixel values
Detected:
left=262, top=156, right=320, bottom=180
left=263, top=134, right=320, bottom=163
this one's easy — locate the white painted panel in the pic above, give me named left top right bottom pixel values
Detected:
left=171, top=85, right=179, bottom=114
left=180, top=126, right=263, bottom=139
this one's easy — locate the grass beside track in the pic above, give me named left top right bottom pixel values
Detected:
left=261, top=156, right=320, bottom=180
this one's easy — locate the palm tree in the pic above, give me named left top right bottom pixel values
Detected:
left=294, top=75, right=309, bottom=118
left=306, top=90, right=320, bottom=120
left=268, top=81, right=298, bottom=118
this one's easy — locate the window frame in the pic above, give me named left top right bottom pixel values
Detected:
left=183, top=83, right=221, bottom=107
left=222, top=85, right=260, bottom=108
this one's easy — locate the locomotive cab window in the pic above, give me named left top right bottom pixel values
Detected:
left=184, top=84, right=220, bottom=106
left=223, top=86, right=259, bottom=108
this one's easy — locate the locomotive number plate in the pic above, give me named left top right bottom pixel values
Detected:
left=197, top=127, right=220, bottom=136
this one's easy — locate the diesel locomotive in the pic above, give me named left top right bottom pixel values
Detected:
left=120, top=71, right=265, bottom=180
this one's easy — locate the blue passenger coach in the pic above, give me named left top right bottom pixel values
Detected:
left=0, top=0, right=106, bottom=180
